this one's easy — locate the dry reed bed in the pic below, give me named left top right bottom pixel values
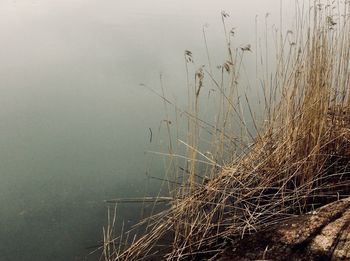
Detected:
left=103, top=2, right=350, bottom=260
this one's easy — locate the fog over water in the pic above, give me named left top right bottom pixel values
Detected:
left=0, top=0, right=296, bottom=260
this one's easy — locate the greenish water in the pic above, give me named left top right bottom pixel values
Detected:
left=0, top=0, right=294, bottom=260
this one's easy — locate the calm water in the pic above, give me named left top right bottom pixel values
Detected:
left=0, top=0, right=294, bottom=260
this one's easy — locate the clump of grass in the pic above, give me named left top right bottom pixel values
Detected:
left=102, top=1, right=350, bottom=260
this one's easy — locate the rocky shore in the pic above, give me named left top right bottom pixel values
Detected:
left=218, top=197, right=350, bottom=260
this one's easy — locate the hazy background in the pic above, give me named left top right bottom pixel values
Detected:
left=0, top=0, right=295, bottom=260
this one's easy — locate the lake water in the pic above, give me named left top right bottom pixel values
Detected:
left=0, top=0, right=295, bottom=260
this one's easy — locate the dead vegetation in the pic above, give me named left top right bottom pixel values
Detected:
left=101, top=1, right=350, bottom=260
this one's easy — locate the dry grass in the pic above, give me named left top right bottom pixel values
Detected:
left=101, top=1, right=350, bottom=260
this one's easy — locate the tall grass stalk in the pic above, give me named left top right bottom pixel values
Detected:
left=102, top=1, right=350, bottom=260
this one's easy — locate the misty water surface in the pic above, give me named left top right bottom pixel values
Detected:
left=0, top=0, right=295, bottom=260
